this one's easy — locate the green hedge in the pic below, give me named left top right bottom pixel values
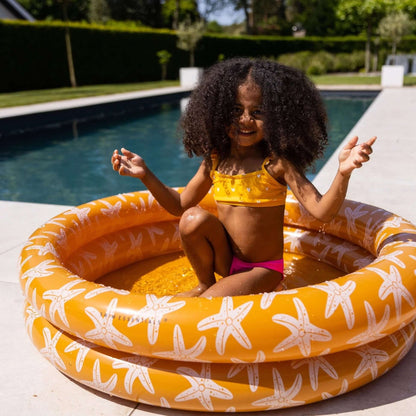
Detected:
left=1, top=20, right=415, bottom=92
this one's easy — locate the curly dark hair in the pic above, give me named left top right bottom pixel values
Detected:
left=181, top=57, right=328, bottom=173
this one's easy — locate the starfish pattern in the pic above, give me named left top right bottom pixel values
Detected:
left=321, top=378, right=349, bottom=399
left=251, top=368, right=304, bottom=409
left=20, top=258, right=62, bottom=296
left=64, top=338, right=97, bottom=372
left=85, top=298, right=133, bottom=348
left=146, top=226, right=165, bottom=246
left=154, top=324, right=207, bottom=361
left=228, top=350, right=266, bottom=392
left=99, top=199, right=122, bottom=217
left=367, top=265, right=415, bottom=319
left=43, top=279, right=86, bottom=327
left=25, top=289, right=45, bottom=340
left=81, top=359, right=118, bottom=394
left=347, top=301, right=390, bottom=346
left=260, top=292, right=279, bottom=309
left=40, top=327, right=66, bottom=370
left=272, top=297, right=332, bottom=356
left=292, top=355, right=338, bottom=391
left=344, top=204, right=368, bottom=236
left=112, top=355, right=158, bottom=394
left=128, top=294, right=186, bottom=345
left=25, top=241, right=59, bottom=258
left=127, top=231, right=143, bottom=256
left=352, top=344, right=389, bottom=380
left=371, top=250, right=406, bottom=269
left=64, top=206, right=91, bottom=224
left=44, top=227, right=68, bottom=247
left=197, top=297, right=253, bottom=355
left=397, top=325, right=416, bottom=361
left=84, top=285, right=129, bottom=299
left=315, top=280, right=356, bottom=329
left=284, top=229, right=305, bottom=252
left=99, top=239, right=119, bottom=258
left=175, top=364, right=233, bottom=411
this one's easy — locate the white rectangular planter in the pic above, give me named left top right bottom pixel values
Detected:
left=381, top=65, right=404, bottom=87
left=180, top=67, right=203, bottom=88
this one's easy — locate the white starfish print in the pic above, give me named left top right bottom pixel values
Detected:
left=315, top=280, right=356, bottom=329
left=25, top=290, right=45, bottom=340
left=175, top=364, right=233, bottom=411
left=371, top=250, right=406, bottom=269
left=20, top=259, right=62, bottom=296
left=81, top=359, right=117, bottom=394
left=43, top=216, right=67, bottom=228
left=171, top=222, right=180, bottom=242
left=367, top=265, right=415, bottom=319
left=272, top=297, right=332, bottom=356
left=40, top=327, right=66, bottom=370
left=284, top=229, right=304, bottom=252
left=197, top=297, right=253, bottom=355
left=100, top=199, right=122, bottom=217
left=44, top=228, right=68, bottom=246
left=228, top=351, right=265, bottom=392
left=127, top=231, right=143, bottom=255
left=347, top=301, right=390, bottom=346
left=321, top=378, right=349, bottom=399
left=260, top=292, right=279, bottom=309
left=84, top=285, right=129, bottom=299
left=398, top=325, right=416, bottom=361
left=154, top=324, right=207, bottom=361
left=127, top=294, right=186, bottom=345
left=64, top=338, right=97, bottom=372
left=99, top=239, right=118, bottom=258
left=43, top=279, right=85, bottom=327
left=112, top=355, right=158, bottom=394
left=25, top=241, right=59, bottom=258
left=292, top=355, right=338, bottom=391
left=344, top=204, right=368, bottom=236
left=252, top=368, right=304, bottom=409
left=352, top=344, right=389, bottom=380
left=64, top=206, right=91, bottom=224
left=85, top=298, right=133, bottom=348
left=353, top=256, right=375, bottom=270
left=146, top=226, right=165, bottom=246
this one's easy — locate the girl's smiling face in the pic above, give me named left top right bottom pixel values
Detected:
left=227, top=78, right=265, bottom=149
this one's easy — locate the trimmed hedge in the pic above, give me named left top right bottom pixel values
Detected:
left=1, top=20, right=415, bottom=92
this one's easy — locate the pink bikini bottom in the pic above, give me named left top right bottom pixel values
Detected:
left=229, top=256, right=284, bottom=276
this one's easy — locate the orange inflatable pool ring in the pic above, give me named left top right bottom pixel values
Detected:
left=20, top=190, right=416, bottom=412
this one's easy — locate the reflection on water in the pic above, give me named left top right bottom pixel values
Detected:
left=0, top=95, right=373, bottom=206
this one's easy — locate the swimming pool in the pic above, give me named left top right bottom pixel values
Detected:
left=0, top=93, right=375, bottom=206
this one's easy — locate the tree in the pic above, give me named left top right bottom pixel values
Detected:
left=379, top=12, right=415, bottom=55
left=19, top=0, right=89, bottom=21
left=176, top=19, right=205, bottom=67
left=106, top=0, right=163, bottom=27
left=157, top=50, right=172, bottom=80
left=162, top=0, right=199, bottom=29
left=336, top=0, right=392, bottom=72
left=61, top=0, right=77, bottom=87
left=89, top=0, right=111, bottom=23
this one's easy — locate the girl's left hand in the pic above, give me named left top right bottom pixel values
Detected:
left=338, top=136, right=376, bottom=176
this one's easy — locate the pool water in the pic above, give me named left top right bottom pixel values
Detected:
left=0, top=95, right=374, bottom=206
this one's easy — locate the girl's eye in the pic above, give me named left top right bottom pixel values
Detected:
left=252, top=110, right=264, bottom=118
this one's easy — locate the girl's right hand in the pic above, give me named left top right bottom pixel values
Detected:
left=112, top=148, right=147, bottom=179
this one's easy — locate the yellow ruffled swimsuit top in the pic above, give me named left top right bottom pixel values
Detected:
left=210, top=155, right=287, bottom=207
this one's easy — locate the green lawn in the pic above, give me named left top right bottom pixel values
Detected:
left=1, top=75, right=415, bottom=109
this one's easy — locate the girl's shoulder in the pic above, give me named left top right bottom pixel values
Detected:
left=265, top=156, right=302, bottom=184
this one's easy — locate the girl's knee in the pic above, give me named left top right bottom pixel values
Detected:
left=179, top=207, right=212, bottom=238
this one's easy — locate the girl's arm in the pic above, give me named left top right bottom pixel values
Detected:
left=112, top=148, right=212, bottom=216
left=281, top=136, right=376, bottom=222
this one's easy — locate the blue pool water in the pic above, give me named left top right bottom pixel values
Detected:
left=0, top=94, right=374, bottom=206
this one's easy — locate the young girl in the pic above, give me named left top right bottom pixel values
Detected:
left=111, top=57, right=375, bottom=298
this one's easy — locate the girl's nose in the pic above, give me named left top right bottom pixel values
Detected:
left=239, top=111, right=252, bottom=123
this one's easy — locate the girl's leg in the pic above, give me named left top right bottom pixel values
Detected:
left=200, top=268, right=283, bottom=298
left=178, top=206, right=232, bottom=297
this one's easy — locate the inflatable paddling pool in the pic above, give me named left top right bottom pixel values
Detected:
left=20, top=190, right=416, bottom=412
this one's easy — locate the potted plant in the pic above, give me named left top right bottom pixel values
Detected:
left=177, top=19, right=205, bottom=87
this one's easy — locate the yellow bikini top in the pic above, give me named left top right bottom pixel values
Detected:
left=210, top=155, right=287, bottom=207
